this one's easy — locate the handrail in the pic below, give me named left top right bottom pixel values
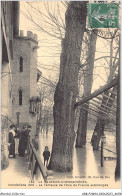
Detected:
left=30, top=141, right=48, bottom=181
left=27, top=139, right=53, bottom=182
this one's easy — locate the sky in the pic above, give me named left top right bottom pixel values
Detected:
left=20, top=1, right=63, bottom=82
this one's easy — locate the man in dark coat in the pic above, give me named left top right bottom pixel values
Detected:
left=24, top=125, right=31, bottom=151
left=43, top=146, right=50, bottom=166
left=9, top=125, right=16, bottom=158
left=19, top=126, right=27, bottom=157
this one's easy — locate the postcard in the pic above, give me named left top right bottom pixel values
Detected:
left=0, top=1, right=121, bottom=195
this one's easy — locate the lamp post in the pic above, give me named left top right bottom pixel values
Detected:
left=16, top=112, right=20, bottom=126
left=101, top=133, right=106, bottom=167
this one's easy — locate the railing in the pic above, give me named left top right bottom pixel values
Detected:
left=27, top=140, right=53, bottom=182
left=100, top=144, right=117, bottom=167
left=103, top=148, right=117, bottom=160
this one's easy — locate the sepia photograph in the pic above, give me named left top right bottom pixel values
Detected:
left=0, top=0, right=121, bottom=194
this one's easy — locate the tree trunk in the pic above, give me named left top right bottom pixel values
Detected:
left=49, top=1, right=87, bottom=172
left=91, top=118, right=105, bottom=150
left=76, top=30, right=97, bottom=147
left=76, top=104, right=89, bottom=147
left=92, top=87, right=116, bottom=150
left=115, top=65, right=120, bottom=181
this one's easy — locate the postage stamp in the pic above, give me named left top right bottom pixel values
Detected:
left=88, top=3, right=119, bottom=28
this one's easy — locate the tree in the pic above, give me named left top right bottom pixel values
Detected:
left=48, top=1, right=87, bottom=171
left=36, top=76, right=55, bottom=134
left=91, top=33, right=119, bottom=150
left=91, top=86, right=117, bottom=150
left=22, top=2, right=66, bottom=128
left=76, top=30, right=98, bottom=147
left=115, top=62, right=120, bottom=181
left=22, top=1, right=66, bottom=39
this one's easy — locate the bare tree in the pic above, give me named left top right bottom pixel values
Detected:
left=36, top=75, right=55, bottom=133
left=21, top=1, right=66, bottom=39
left=115, top=62, right=120, bottom=181
left=92, top=33, right=119, bottom=150
left=48, top=1, right=87, bottom=171
left=76, top=30, right=98, bottom=147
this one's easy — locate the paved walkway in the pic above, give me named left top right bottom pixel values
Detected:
left=1, top=155, right=30, bottom=188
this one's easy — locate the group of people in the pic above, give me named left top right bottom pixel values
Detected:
left=8, top=124, right=31, bottom=158
left=8, top=124, right=51, bottom=167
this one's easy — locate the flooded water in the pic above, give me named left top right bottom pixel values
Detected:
left=1, top=122, right=119, bottom=190
left=1, top=128, right=119, bottom=189
left=38, top=128, right=117, bottom=184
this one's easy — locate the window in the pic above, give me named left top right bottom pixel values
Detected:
left=20, top=56, right=23, bottom=72
left=19, top=89, right=22, bottom=105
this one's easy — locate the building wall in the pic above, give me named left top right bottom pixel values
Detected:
left=29, top=34, right=39, bottom=138
left=11, top=37, right=31, bottom=124
left=1, top=1, right=13, bottom=119
left=1, top=1, right=20, bottom=169
left=11, top=32, right=38, bottom=138
left=1, top=62, right=13, bottom=169
left=1, top=63, right=11, bottom=117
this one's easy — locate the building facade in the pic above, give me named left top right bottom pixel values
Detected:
left=1, top=1, right=20, bottom=169
left=1, top=1, right=41, bottom=169
left=11, top=30, right=40, bottom=138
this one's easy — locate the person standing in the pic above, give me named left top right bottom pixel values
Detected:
left=19, top=126, right=27, bottom=157
left=14, top=127, right=20, bottom=155
left=24, top=125, right=31, bottom=154
left=92, top=131, right=98, bottom=151
left=32, top=135, right=39, bottom=151
left=9, top=125, right=16, bottom=158
left=43, top=146, right=50, bottom=166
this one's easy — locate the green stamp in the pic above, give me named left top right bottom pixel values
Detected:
left=88, top=3, right=119, bottom=28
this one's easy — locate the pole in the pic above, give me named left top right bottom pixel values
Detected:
left=16, top=112, right=20, bottom=126
left=46, top=111, right=48, bottom=135
left=101, top=141, right=103, bottom=167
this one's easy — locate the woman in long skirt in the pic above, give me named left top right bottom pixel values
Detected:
left=9, top=125, right=16, bottom=158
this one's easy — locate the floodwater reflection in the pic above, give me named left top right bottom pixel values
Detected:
left=38, top=130, right=117, bottom=181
